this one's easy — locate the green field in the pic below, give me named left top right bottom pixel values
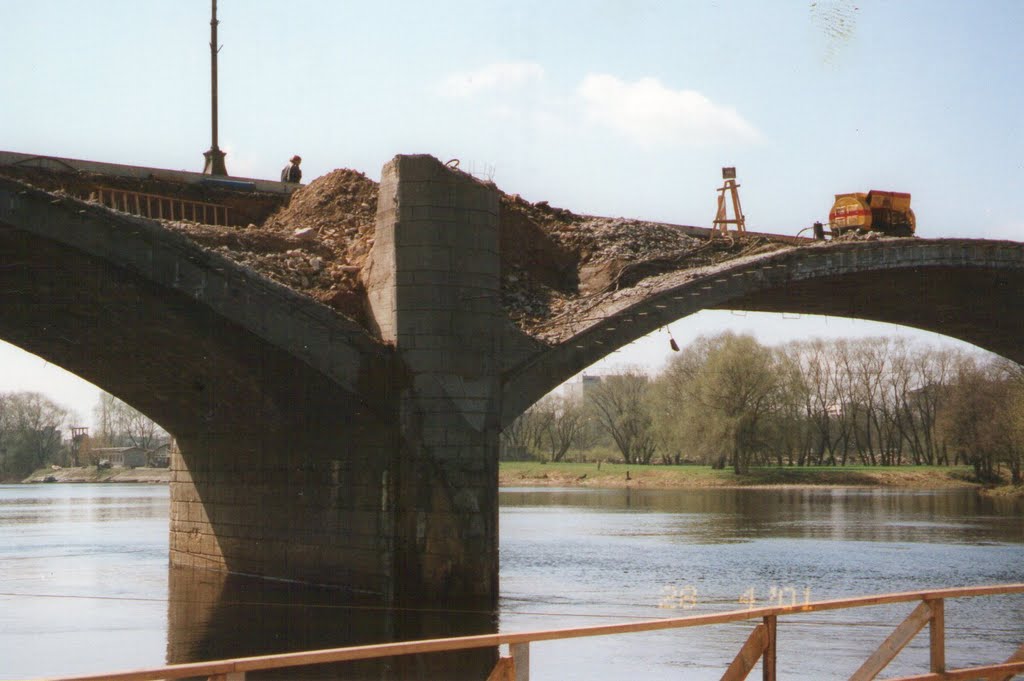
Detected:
left=499, top=461, right=982, bottom=489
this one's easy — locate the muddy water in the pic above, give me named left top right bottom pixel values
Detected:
left=1, top=484, right=1022, bottom=680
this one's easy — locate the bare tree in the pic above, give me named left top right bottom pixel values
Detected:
left=587, top=370, right=657, bottom=465
left=92, top=392, right=167, bottom=450
left=763, top=348, right=810, bottom=466
left=787, top=340, right=842, bottom=465
left=501, top=408, right=537, bottom=460
left=533, top=395, right=590, bottom=462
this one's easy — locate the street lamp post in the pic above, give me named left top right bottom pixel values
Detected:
left=202, top=0, right=228, bottom=176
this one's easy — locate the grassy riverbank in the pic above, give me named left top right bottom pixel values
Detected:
left=19, top=463, right=1022, bottom=497
left=499, top=462, right=984, bottom=490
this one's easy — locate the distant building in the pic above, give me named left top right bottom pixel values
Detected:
left=91, top=446, right=147, bottom=468
left=561, top=373, right=603, bottom=403
left=148, top=443, right=171, bottom=468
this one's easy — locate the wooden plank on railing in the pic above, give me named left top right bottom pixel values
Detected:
left=881, top=659, right=1024, bottom=680
left=995, top=641, right=1024, bottom=681
left=849, top=601, right=933, bottom=681
left=485, top=657, right=515, bottom=681
left=928, top=599, right=944, bottom=673
left=721, top=624, right=767, bottom=681
left=763, top=615, right=777, bottom=681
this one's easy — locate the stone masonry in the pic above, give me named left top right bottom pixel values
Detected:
left=362, top=155, right=502, bottom=606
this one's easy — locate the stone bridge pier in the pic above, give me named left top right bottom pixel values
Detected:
left=361, top=155, right=502, bottom=607
left=169, top=155, right=502, bottom=613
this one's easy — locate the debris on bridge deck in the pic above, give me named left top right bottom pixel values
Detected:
left=164, top=169, right=799, bottom=338
left=1, top=161, right=882, bottom=342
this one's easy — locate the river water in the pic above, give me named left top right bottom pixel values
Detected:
left=1, top=483, right=1022, bottom=680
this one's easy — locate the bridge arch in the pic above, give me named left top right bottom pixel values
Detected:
left=0, top=177, right=392, bottom=436
left=0, top=176, right=409, bottom=592
left=501, top=238, right=1024, bottom=426
left=6, top=159, right=1024, bottom=612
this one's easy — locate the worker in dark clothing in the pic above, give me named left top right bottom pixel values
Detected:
left=281, top=155, right=302, bottom=183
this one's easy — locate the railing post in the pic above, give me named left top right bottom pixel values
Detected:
left=511, top=642, right=530, bottom=681
left=995, top=642, right=1024, bottom=681
left=722, top=624, right=768, bottom=680
left=849, top=601, right=933, bottom=681
left=928, top=598, right=945, bottom=673
left=763, top=615, right=777, bottom=681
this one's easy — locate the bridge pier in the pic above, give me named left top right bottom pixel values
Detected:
left=169, top=387, right=399, bottom=594
left=169, top=154, right=501, bottom=613
left=363, top=154, right=502, bottom=607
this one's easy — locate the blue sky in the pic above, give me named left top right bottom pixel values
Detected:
left=1, top=1, right=1020, bottom=422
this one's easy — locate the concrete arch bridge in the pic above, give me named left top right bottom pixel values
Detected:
left=1, top=154, right=1022, bottom=612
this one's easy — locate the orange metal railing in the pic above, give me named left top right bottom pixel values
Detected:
left=35, top=584, right=1024, bottom=681
left=91, top=187, right=232, bottom=226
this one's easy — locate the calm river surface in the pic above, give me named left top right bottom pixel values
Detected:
left=1, top=483, right=1022, bottom=680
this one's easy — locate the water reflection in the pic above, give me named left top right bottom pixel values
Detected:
left=0, top=487, right=166, bottom=525
left=167, top=566, right=497, bottom=680
left=499, top=486, right=1024, bottom=545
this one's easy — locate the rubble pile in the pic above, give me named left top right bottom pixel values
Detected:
left=165, top=169, right=379, bottom=322
left=495, top=197, right=790, bottom=330
left=4, top=161, right=808, bottom=339
left=158, top=169, right=793, bottom=338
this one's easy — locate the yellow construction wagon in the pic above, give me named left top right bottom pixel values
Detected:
left=828, top=190, right=915, bottom=237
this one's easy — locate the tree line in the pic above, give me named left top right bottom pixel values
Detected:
left=503, top=332, right=1024, bottom=483
left=0, top=391, right=168, bottom=481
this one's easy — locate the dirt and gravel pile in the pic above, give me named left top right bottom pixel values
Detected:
left=158, top=169, right=794, bottom=336
left=164, top=169, right=378, bottom=322
left=495, top=194, right=791, bottom=330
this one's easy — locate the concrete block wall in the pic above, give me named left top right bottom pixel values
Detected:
left=364, top=154, right=502, bottom=606
left=169, top=411, right=398, bottom=595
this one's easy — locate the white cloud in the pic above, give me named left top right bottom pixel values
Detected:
left=438, top=62, right=545, bottom=98
left=577, top=74, right=762, bottom=147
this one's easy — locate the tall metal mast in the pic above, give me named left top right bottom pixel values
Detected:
left=202, top=0, right=228, bottom=176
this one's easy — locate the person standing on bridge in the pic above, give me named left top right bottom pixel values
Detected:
left=281, top=155, right=302, bottom=183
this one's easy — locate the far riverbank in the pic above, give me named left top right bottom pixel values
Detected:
left=19, top=463, right=1023, bottom=497
left=500, top=461, right=997, bottom=491
left=21, top=466, right=169, bottom=484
